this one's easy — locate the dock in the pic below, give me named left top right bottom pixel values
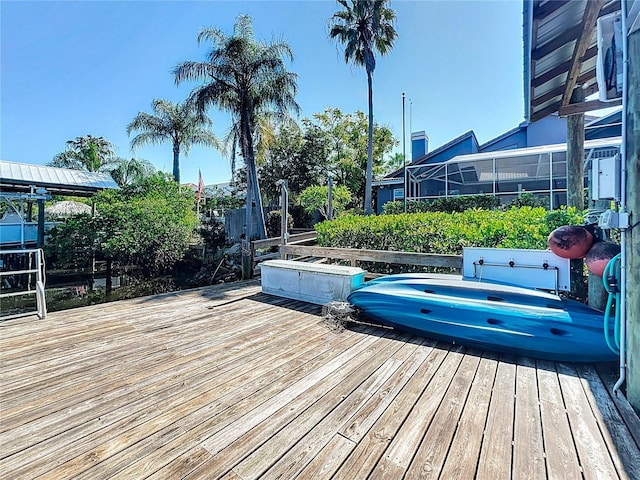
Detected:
left=1, top=280, right=639, bottom=479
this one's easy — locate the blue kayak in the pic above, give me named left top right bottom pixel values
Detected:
left=347, top=274, right=617, bottom=362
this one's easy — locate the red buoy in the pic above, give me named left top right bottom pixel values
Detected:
left=586, top=241, right=621, bottom=277
left=547, top=225, right=593, bottom=259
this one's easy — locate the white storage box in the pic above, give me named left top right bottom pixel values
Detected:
left=260, top=260, right=366, bottom=305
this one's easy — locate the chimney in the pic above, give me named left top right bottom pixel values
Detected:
left=411, top=131, right=428, bottom=160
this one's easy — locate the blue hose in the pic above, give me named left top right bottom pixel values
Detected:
left=602, top=253, right=622, bottom=354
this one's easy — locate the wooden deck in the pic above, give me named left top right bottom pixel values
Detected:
left=1, top=281, right=639, bottom=479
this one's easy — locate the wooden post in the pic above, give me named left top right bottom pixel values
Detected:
left=625, top=12, right=640, bottom=413
left=105, top=259, right=113, bottom=296
left=241, top=235, right=252, bottom=280
left=587, top=223, right=608, bottom=310
left=327, top=175, right=333, bottom=221
left=280, top=180, right=288, bottom=259
left=566, top=87, right=587, bottom=299
left=567, top=87, right=585, bottom=210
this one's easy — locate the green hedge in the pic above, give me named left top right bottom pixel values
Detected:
left=381, top=193, right=549, bottom=215
left=315, top=206, right=583, bottom=255
left=382, top=195, right=501, bottom=214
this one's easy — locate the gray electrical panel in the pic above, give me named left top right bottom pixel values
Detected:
left=592, top=154, right=621, bottom=201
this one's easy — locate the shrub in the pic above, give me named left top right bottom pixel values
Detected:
left=266, top=210, right=294, bottom=238
left=507, top=192, right=549, bottom=209
left=315, top=206, right=584, bottom=255
left=198, top=217, right=226, bottom=251
left=46, top=172, right=198, bottom=277
left=382, top=195, right=501, bottom=215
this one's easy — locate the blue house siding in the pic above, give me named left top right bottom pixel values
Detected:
left=525, top=115, right=569, bottom=146
left=422, top=135, right=479, bottom=164
left=376, top=184, right=400, bottom=213
left=479, top=128, right=527, bottom=152
left=585, top=110, right=622, bottom=140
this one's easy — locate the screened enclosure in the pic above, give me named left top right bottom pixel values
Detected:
left=405, top=137, right=621, bottom=208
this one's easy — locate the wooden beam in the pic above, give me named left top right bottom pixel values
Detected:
left=533, top=91, right=616, bottom=125
left=533, top=87, right=565, bottom=108
left=531, top=103, right=564, bottom=122
left=558, top=98, right=622, bottom=116
left=560, top=0, right=606, bottom=107
left=279, top=245, right=463, bottom=270
left=528, top=11, right=541, bottom=121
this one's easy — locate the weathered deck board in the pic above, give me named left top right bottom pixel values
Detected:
left=513, top=357, right=547, bottom=479
left=557, top=362, right=622, bottom=480
left=439, top=352, right=499, bottom=479
left=1, top=280, right=639, bottom=479
left=537, top=360, right=583, bottom=480
left=405, top=350, right=482, bottom=479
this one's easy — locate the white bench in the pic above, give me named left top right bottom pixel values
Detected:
left=260, top=260, right=366, bottom=305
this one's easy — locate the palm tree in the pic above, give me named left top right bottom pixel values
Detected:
left=50, top=135, right=116, bottom=172
left=127, top=99, right=219, bottom=183
left=108, top=157, right=156, bottom=187
left=329, top=0, right=397, bottom=214
left=174, top=14, right=299, bottom=241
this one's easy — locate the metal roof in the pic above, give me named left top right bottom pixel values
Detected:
left=442, top=136, right=622, bottom=165
left=0, top=160, right=119, bottom=196
left=523, top=0, right=622, bottom=122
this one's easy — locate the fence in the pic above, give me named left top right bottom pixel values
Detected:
left=224, top=207, right=270, bottom=244
left=278, top=245, right=462, bottom=274
left=251, top=231, right=318, bottom=275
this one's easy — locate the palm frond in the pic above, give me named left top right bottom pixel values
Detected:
left=127, top=98, right=219, bottom=181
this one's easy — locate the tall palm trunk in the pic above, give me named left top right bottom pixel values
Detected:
left=365, top=70, right=374, bottom=215
left=240, top=108, right=267, bottom=240
left=240, top=108, right=267, bottom=279
left=172, top=144, right=180, bottom=183
left=240, top=118, right=253, bottom=280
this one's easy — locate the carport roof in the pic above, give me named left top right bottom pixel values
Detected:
left=0, top=160, right=119, bottom=197
left=523, top=0, right=622, bottom=122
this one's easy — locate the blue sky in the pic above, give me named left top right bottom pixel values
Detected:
left=3, top=0, right=541, bottom=186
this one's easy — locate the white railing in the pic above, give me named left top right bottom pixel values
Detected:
left=0, top=248, right=47, bottom=319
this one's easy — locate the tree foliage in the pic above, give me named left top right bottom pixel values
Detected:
left=299, top=184, right=352, bottom=220
left=329, top=0, right=397, bottom=214
left=383, top=152, right=407, bottom=175
left=174, top=14, right=299, bottom=240
left=257, top=123, right=329, bottom=205
left=309, top=108, right=396, bottom=208
left=127, top=99, right=218, bottom=184
left=108, top=157, right=156, bottom=187
left=46, top=172, right=198, bottom=276
left=49, top=135, right=116, bottom=172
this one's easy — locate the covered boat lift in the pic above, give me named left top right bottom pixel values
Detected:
left=0, top=160, right=118, bottom=248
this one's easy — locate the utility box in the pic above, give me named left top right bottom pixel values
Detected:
left=463, top=247, right=571, bottom=292
left=260, top=260, right=366, bottom=305
left=592, top=154, right=620, bottom=201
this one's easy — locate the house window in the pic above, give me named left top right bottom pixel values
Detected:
left=393, top=188, right=404, bottom=200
